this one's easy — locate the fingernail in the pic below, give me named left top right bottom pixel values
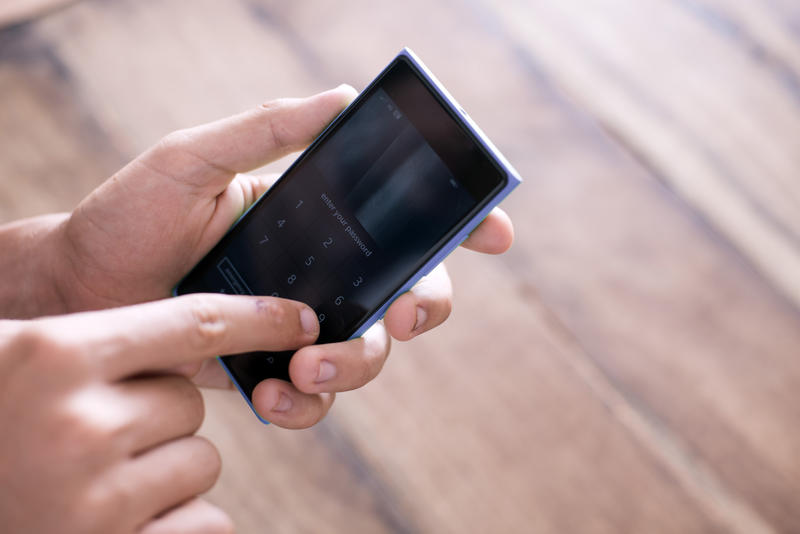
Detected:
left=413, top=306, right=428, bottom=333
left=272, top=393, right=293, bottom=413
left=300, top=307, right=318, bottom=336
left=315, top=360, right=337, bottom=383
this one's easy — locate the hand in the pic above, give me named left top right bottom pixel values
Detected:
left=57, top=86, right=362, bottom=310
left=50, top=85, right=514, bottom=426
left=0, top=292, right=319, bottom=533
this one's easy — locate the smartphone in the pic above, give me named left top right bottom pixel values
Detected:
left=174, top=48, right=521, bottom=423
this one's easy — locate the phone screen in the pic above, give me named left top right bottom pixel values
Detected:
left=176, top=55, right=509, bottom=399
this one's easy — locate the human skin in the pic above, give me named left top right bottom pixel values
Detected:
left=0, top=85, right=514, bottom=423
left=0, top=294, right=321, bottom=533
left=0, top=85, right=514, bottom=532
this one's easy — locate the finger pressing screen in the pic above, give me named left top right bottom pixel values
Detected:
left=41, top=294, right=320, bottom=380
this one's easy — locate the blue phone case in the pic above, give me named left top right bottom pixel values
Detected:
left=355, top=48, right=522, bottom=335
left=176, top=48, right=521, bottom=424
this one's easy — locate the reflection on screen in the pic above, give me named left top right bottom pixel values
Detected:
left=312, top=89, right=474, bottom=253
left=178, top=87, right=481, bottom=394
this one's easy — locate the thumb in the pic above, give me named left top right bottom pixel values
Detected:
left=140, top=85, right=358, bottom=191
left=39, top=294, right=320, bottom=380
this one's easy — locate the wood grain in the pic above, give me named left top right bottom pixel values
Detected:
left=481, top=0, right=800, bottom=308
left=0, top=23, right=123, bottom=220
left=0, top=0, right=76, bottom=27
left=1, top=0, right=799, bottom=532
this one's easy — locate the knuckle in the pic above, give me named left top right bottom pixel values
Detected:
left=6, top=320, right=87, bottom=374
left=255, top=298, right=289, bottom=330
left=145, top=129, right=206, bottom=185
left=156, top=128, right=192, bottom=154
left=186, top=295, right=228, bottom=353
left=258, top=99, right=297, bottom=151
left=13, top=322, right=62, bottom=355
left=0, top=324, right=38, bottom=372
left=58, top=388, right=130, bottom=457
left=259, top=96, right=289, bottom=111
left=70, top=490, right=117, bottom=534
left=81, top=471, right=138, bottom=533
left=93, top=484, right=129, bottom=525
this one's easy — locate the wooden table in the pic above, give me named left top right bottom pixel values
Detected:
left=2, top=1, right=798, bottom=532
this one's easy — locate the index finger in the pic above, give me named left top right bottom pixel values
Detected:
left=38, top=294, right=319, bottom=380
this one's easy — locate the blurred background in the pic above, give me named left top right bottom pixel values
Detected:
left=1, top=0, right=799, bottom=532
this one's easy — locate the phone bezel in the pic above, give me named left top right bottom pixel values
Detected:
left=173, top=48, right=522, bottom=423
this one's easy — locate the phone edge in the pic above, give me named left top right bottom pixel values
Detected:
left=348, top=47, right=522, bottom=338
left=172, top=47, right=522, bottom=425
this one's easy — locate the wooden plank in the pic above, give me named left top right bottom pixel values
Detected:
left=200, top=390, right=402, bottom=534
left=0, top=0, right=76, bottom=27
left=0, top=23, right=123, bottom=222
left=30, top=0, right=331, bottom=157
left=4, top=0, right=799, bottom=532
left=254, top=2, right=797, bottom=530
left=184, top=0, right=793, bottom=531
left=0, top=1, right=752, bottom=532
left=458, top=1, right=800, bottom=531
left=331, top=252, right=731, bottom=534
left=475, top=0, right=800, bottom=309
left=686, top=0, right=800, bottom=80
left=0, top=8, right=405, bottom=533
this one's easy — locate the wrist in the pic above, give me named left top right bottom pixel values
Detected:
left=0, top=213, right=72, bottom=319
